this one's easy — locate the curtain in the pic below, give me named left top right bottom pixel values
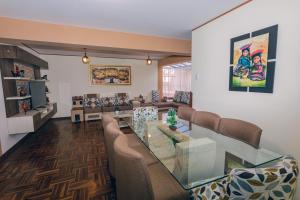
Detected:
left=162, top=67, right=191, bottom=97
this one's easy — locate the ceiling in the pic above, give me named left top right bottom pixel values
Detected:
left=0, top=0, right=247, bottom=39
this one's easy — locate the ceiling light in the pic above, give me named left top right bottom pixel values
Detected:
left=146, top=56, right=152, bottom=65
left=82, top=48, right=90, bottom=64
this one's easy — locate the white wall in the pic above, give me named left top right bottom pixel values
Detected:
left=41, top=55, right=158, bottom=118
left=192, top=0, right=300, bottom=197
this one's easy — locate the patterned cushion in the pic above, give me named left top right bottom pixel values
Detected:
left=173, top=91, right=182, bottom=102
left=151, top=90, right=160, bottom=103
left=115, top=93, right=130, bottom=106
left=101, top=97, right=117, bottom=107
left=83, top=97, right=102, bottom=107
left=181, top=91, right=190, bottom=104
left=228, top=156, right=299, bottom=200
left=189, top=177, right=229, bottom=200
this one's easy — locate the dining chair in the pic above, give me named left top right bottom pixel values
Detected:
left=228, top=155, right=299, bottom=200
left=133, top=106, right=158, bottom=131
left=189, top=177, right=229, bottom=200
left=191, top=111, right=221, bottom=131
left=102, top=113, right=116, bottom=129
left=217, top=118, right=262, bottom=148
left=114, top=134, right=188, bottom=200
left=105, top=122, right=157, bottom=178
left=177, top=106, right=195, bottom=122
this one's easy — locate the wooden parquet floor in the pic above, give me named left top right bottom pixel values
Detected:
left=0, top=119, right=117, bottom=200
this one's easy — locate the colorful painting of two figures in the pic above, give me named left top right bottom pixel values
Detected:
left=230, top=25, right=278, bottom=93
left=232, top=33, right=268, bottom=87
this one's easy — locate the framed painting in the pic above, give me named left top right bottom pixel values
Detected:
left=229, top=25, right=278, bottom=93
left=89, top=65, right=131, bottom=85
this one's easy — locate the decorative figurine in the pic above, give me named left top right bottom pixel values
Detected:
left=19, top=87, right=27, bottom=96
left=11, top=66, right=21, bottom=77
left=42, top=75, right=48, bottom=80
left=20, top=70, right=25, bottom=77
left=21, top=101, right=29, bottom=115
left=15, top=66, right=20, bottom=77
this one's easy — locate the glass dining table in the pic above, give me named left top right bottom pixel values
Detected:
left=129, top=116, right=282, bottom=190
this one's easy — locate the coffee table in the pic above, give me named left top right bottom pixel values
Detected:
left=103, top=110, right=133, bottom=128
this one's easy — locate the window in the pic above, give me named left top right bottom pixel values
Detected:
left=162, top=62, right=192, bottom=97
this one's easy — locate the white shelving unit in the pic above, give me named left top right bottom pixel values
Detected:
left=32, top=79, right=49, bottom=82
left=6, top=95, right=32, bottom=100
left=4, top=77, right=33, bottom=81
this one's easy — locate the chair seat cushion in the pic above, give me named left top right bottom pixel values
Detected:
left=131, top=144, right=158, bottom=165
left=126, top=134, right=142, bottom=147
left=148, top=162, right=188, bottom=200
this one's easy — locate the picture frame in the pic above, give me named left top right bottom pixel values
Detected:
left=89, top=64, right=131, bottom=85
left=229, top=25, right=278, bottom=93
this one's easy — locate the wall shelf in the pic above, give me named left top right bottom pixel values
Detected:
left=6, top=95, right=32, bottom=100
left=32, top=79, right=49, bottom=82
left=4, top=77, right=33, bottom=81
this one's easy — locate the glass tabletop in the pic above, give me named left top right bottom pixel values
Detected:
left=130, top=118, right=282, bottom=190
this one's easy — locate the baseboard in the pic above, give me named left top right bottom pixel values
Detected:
left=51, top=116, right=71, bottom=121
left=0, top=132, right=32, bottom=164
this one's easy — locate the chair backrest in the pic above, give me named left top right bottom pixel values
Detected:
left=191, top=111, right=221, bottom=131
left=133, top=106, right=158, bottom=130
left=177, top=106, right=195, bottom=121
left=114, top=134, right=154, bottom=200
left=228, top=156, right=299, bottom=200
left=102, top=113, right=116, bottom=130
left=105, top=122, right=123, bottom=177
left=218, top=118, right=262, bottom=148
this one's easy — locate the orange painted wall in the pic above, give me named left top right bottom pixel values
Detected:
left=0, top=17, right=191, bottom=55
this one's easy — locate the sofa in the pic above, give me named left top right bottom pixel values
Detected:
left=151, top=90, right=192, bottom=110
left=83, top=93, right=133, bottom=121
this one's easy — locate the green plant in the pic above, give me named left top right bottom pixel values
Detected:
left=167, top=108, right=177, bottom=128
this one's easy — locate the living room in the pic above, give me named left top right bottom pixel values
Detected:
left=0, top=0, right=300, bottom=200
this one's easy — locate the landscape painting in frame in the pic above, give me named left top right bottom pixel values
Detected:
left=89, top=65, right=131, bottom=85
left=229, top=25, right=278, bottom=93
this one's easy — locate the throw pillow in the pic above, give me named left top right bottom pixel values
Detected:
left=151, top=90, right=160, bottom=103
left=173, top=91, right=182, bottom=102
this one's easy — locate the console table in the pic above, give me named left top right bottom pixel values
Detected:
left=7, top=103, right=57, bottom=134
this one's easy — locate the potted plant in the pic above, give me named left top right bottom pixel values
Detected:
left=167, top=108, right=177, bottom=131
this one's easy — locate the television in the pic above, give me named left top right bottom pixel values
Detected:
left=29, top=81, right=47, bottom=109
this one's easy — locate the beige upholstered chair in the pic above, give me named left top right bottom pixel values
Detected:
left=177, top=106, right=195, bottom=121
left=105, top=122, right=157, bottom=177
left=217, top=118, right=262, bottom=148
left=102, top=113, right=116, bottom=129
left=191, top=111, right=221, bottom=131
left=114, top=134, right=188, bottom=200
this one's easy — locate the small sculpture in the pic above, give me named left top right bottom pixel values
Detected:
left=42, top=75, right=48, bottom=80
left=11, top=66, right=21, bottom=77
left=19, top=87, right=27, bottom=96
left=20, top=70, right=25, bottom=77
left=21, top=101, right=29, bottom=115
